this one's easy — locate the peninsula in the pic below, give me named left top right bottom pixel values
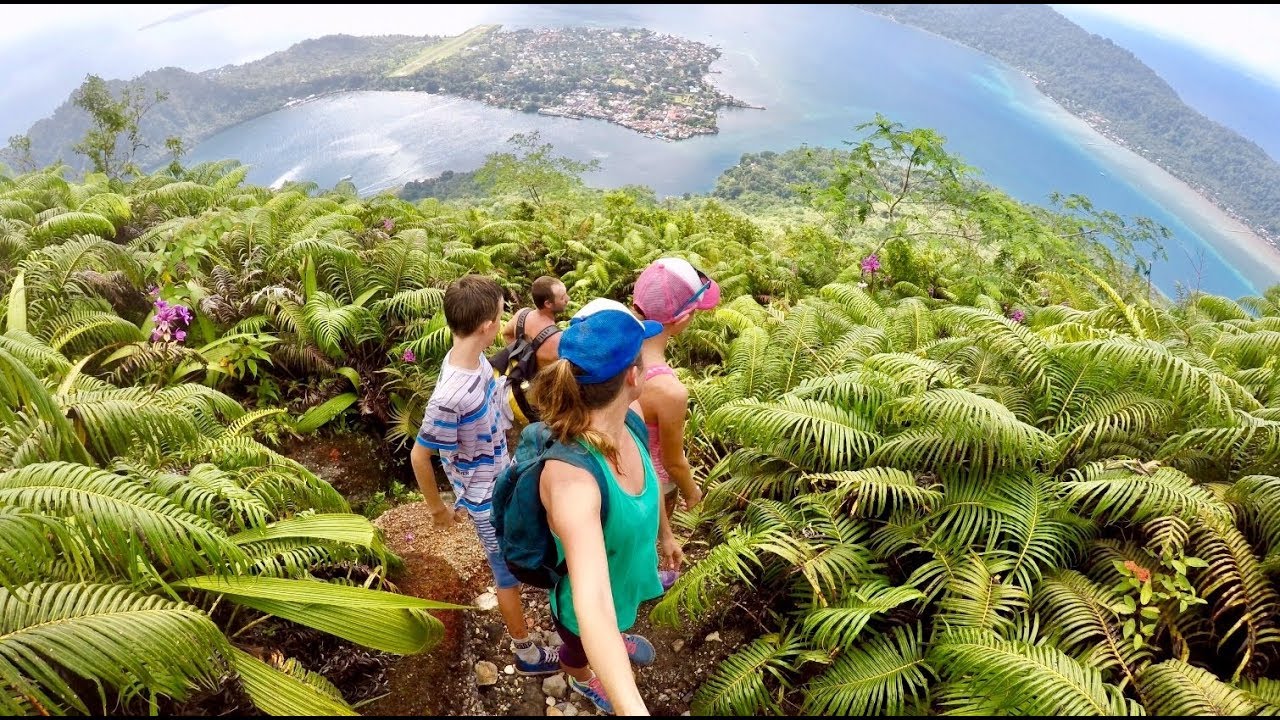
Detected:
left=384, top=26, right=757, bottom=140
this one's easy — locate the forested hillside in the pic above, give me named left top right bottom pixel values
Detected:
left=859, top=4, right=1280, bottom=242
left=3, top=117, right=1280, bottom=715
left=11, top=35, right=432, bottom=171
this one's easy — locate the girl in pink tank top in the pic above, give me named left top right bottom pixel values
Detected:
left=632, top=257, right=722, bottom=591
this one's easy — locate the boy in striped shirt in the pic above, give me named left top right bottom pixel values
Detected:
left=410, top=274, right=558, bottom=675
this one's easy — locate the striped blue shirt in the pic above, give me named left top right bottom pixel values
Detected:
left=416, top=352, right=512, bottom=522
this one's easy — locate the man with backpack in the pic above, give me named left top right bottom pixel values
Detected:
left=493, top=275, right=568, bottom=425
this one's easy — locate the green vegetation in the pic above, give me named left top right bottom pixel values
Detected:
left=859, top=4, right=1280, bottom=242
left=3, top=114, right=1280, bottom=714
left=390, top=24, right=501, bottom=77
left=399, top=168, right=487, bottom=203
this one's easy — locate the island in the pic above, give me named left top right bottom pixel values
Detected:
left=10, top=25, right=758, bottom=173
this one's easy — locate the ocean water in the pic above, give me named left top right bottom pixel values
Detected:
left=187, top=5, right=1278, bottom=298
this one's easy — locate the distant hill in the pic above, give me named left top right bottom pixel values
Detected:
left=17, top=34, right=431, bottom=171
left=858, top=4, right=1280, bottom=243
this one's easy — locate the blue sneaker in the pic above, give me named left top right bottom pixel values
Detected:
left=514, top=645, right=560, bottom=676
left=568, top=674, right=614, bottom=714
left=622, top=633, right=655, bottom=666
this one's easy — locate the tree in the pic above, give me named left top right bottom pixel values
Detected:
left=70, top=74, right=169, bottom=181
left=3, top=134, right=37, bottom=173
left=165, top=136, right=187, bottom=177
left=474, top=131, right=599, bottom=206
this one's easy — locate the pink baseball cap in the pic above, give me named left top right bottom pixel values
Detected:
left=633, top=257, right=721, bottom=324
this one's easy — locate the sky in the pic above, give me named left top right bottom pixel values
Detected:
left=2, top=4, right=1278, bottom=138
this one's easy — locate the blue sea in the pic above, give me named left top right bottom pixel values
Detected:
left=175, top=5, right=1280, bottom=298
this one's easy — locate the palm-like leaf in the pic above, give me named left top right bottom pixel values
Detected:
left=0, top=462, right=243, bottom=576
left=931, top=629, right=1142, bottom=715
left=231, top=648, right=357, bottom=716
left=1034, top=570, right=1147, bottom=683
left=0, top=582, right=227, bottom=715
left=172, top=575, right=461, bottom=654
left=692, top=633, right=804, bottom=716
left=1138, top=660, right=1262, bottom=715
left=807, top=466, right=941, bottom=518
left=708, top=397, right=879, bottom=470
left=1065, top=459, right=1231, bottom=523
left=802, top=624, right=933, bottom=716
left=800, top=581, right=924, bottom=649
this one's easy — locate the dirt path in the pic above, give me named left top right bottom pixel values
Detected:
left=366, top=502, right=745, bottom=716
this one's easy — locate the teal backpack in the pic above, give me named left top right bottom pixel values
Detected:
left=491, top=410, right=648, bottom=589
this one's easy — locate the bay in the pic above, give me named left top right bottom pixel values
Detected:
left=188, top=5, right=1279, bottom=298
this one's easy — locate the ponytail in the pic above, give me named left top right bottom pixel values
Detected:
left=529, top=357, right=632, bottom=464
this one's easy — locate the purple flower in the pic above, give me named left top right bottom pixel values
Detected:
left=402, top=349, right=416, bottom=363
left=149, top=293, right=192, bottom=345
left=1010, top=309, right=1026, bottom=323
left=147, top=286, right=159, bottom=297
left=860, top=254, right=881, bottom=274
left=382, top=218, right=395, bottom=233
left=404, top=532, right=415, bottom=543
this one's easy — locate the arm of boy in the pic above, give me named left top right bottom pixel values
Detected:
left=414, top=399, right=462, bottom=528
left=544, top=461, right=649, bottom=716
left=410, top=444, right=456, bottom=527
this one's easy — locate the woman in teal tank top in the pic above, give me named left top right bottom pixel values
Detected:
left=528, top=301, right=684, bottom=716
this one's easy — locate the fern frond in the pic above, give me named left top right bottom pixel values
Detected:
left=692, top=633, right=803, bottom=716
left=806, top=467, right=941, bottom=518
left=1138, top=660, right=1259, bottom=715
left=931, top=629, right=1141, bottom=715
left=0, top=462, right=244, bottom=576
left=708, top=397, right=879, bottom=470
left=802, top=624, right=933, bottom=716
left=800, top=581, right=924, bottom=649
left=1061, top=461, right=1231, bottom=525
left=0, top=582, right=227, bottom=715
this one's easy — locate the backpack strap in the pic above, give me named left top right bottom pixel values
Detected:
left=542, top=441, right=610, bottom=524
left=541, top=410, right=650, bottom=525
left=530, top=323, right=561, bottom=353
left=515, top=308, right=532, bottom=340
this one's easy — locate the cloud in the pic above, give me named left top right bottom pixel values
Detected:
left=1058, top=4, right=1280, bottom=87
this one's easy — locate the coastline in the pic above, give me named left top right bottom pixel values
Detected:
left=862, top=8, right=1280, bottom=293
left=1023, top=76, right=1280, bottom=292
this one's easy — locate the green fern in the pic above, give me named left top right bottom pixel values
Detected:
left=802, top=624, right=933, bottom=716
left=692, top=633, right=805, bottom=716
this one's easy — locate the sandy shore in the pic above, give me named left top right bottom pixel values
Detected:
left=1020, top=76, right=1280, bottom=294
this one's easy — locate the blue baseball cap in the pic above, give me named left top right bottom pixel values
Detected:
left=561, top=299, right=663, bottom=384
